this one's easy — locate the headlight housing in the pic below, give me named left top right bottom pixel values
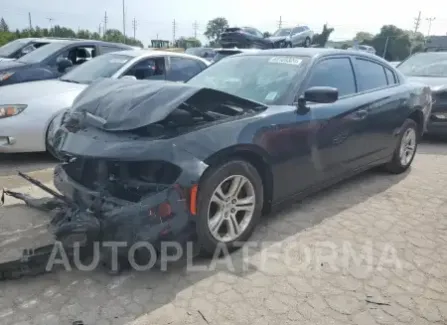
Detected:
left=0, top=71, right=15, bottom=82
left=0, top=104, right=27, bottom=119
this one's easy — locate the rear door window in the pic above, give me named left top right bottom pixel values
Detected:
left=167, top=57, right=206, bottom=81
left=355, top=58, right=388, bottom=91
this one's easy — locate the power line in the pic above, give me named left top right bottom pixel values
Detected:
left=193, top=20, right=198, bottom=38
left=132, top=18, right=137, bottom=39
left=426, top=17, right=436, bottom=37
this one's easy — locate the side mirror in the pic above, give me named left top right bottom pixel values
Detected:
left=304, top=86, right=338, bottom=103
left=57, top=58, right=73, bottom=73
left=297, top=86, right=338, bottom=114
left=120, top=75, right=137, bottom=81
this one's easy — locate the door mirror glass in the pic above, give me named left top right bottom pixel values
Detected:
left=304, top=86, right=338, bottom=103
left=57, top=58, right=73, bottom=73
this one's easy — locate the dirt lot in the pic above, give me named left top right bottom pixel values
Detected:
left=0, top=142, right=446, bottom=325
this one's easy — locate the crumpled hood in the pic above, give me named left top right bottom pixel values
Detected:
left=406, top=76, right=447, bottom=92
left=71, top=78, right=259, bottom=132
left=0, top=79, right=87, bottom=103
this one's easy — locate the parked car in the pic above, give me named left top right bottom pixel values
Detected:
left=185, top=47, right=215, bottom=61
left=41, top=48, right=430, bottom=259
left=220, top=27, right=274, bottom=49
left=268, top=26, right=314, bottom=48
left=0, top=50, right=209, bottom=155
left=0, top=37, right=73, bottom=62
left=397, top=51, right=447, bottom=136
left=348, top=45, right=376, bottom=55
left=0, top=39, right=133, bottom=87
left=211, top=48, right=261, bottom=63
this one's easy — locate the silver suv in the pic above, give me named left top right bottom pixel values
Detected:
left=269, top=25, right=314, bottom=48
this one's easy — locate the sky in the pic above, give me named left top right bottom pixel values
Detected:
left=1, top=0, right=446, bottom=47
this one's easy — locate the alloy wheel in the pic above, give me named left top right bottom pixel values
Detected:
left=207, top=175, right=256, bottom=243
left=399, top=127, right=416, bottom=166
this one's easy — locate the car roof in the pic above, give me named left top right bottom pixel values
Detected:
left=24, top=38, right=133, bottom=48
left=236, top=47, right=384, bottom=61
left=114, top=49, right=211, bottom=64
left=214, top=48, right=261, bottom=53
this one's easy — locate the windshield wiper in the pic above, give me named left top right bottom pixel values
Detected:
left=60, top=78, right=81, bottom=84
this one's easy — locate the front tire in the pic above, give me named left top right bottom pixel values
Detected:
left=196, top=160, right=264, bottom=256
left=383, top=119, right=418, bottom=174
left=304, top=37, right=311, bottom=47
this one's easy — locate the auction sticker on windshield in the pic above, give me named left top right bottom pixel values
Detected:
left=268, top=57, right=302, bottom=65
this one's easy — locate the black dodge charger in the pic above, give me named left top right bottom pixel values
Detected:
left=4, top=48, right=432, bottom=275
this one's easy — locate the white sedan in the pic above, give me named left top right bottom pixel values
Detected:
left=0, top=50, right=209, bottom=155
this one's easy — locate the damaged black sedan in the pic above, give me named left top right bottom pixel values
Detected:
left=2, top=48, right=431, bottom=277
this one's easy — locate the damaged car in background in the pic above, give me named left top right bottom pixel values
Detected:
left=0, top=48, right=431, bottom=279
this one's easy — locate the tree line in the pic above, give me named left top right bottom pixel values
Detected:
left=0, top=17, right=144, bottom=48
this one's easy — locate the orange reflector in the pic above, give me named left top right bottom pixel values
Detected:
left=158, top=202, right=172, bottom=218
left=190, top=184, right=198, bottom=215
left=6, top=107, right=16, bottom=116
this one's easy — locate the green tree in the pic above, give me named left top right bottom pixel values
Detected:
left=175, top=37, right=202, bottom=48
left=312, top=24, right=334, bottom=47
left=0, top=18, right=9, bottom=32
left=263, top=31, right=271, bottom=38
left=354, top=31, right=374, bottom=43
left=363, top=25, right=411, bottom=61
left=204, top=17, right=229, bottom=43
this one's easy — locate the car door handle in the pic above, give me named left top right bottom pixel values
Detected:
left=355, top=109, right=369, bottom=119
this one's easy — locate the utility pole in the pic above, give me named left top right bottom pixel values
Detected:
left=277, top=16, right=283, bottom=29
left=410, top=11, right=422, bottom=55
left=28, top=12, right=32, bottom=31
left=132, top=18, right=137, bottom=39
left=413, top=11, right=422, bottom=34
left=193, top=20, right=198, bottom=38
left=426, top=17, right=435, bottom=37
left=382, top=36, right=390, bottom=58
left=103, top=11, right=108, bottom=38
left=172, top=19, right=177, bottom=45
left=98, top=23, right=102, bottom=37
left=46, top=17, right=54, bottom=35
left=122, top=0, right=126, bottom=43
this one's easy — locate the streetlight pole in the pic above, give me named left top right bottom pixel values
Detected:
left=426, top=17, right=436, bottom=37
left=122, top=0, right=126, bottom=43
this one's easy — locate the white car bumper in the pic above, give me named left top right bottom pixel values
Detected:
left=0, top=114, right=47, bottom=153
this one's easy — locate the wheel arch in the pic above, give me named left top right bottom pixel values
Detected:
left=408, top=108, right=424, bottom=137
left=202, top=144, right=274, bottom=214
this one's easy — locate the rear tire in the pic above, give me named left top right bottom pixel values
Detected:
left=196, top=160, right=264, bottom=256
left=383, top=119, right=418, bottom=174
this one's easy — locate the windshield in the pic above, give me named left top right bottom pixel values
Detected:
left=397, top=52, right=447, bottom=77
left=273, top=28, right=291, bottom=37
left=0, top=39, right=30, bottom=58
left=18, top=42, right=68, bottom=64
left=188, top=55, right=309, bottom=104
left=60, top=53, right=133, bottom=84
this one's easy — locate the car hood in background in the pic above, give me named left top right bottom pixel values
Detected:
left=0, top=57, right=16, bottom=63
left=0, top=60, right=26, bottom=70
left=267, top=36, right=287, bottom=42
left=70, top=78, right=266, bottom=131
left=406, top=76, right=447, bottom=92
left=0, top=79, right=88, bottom=103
